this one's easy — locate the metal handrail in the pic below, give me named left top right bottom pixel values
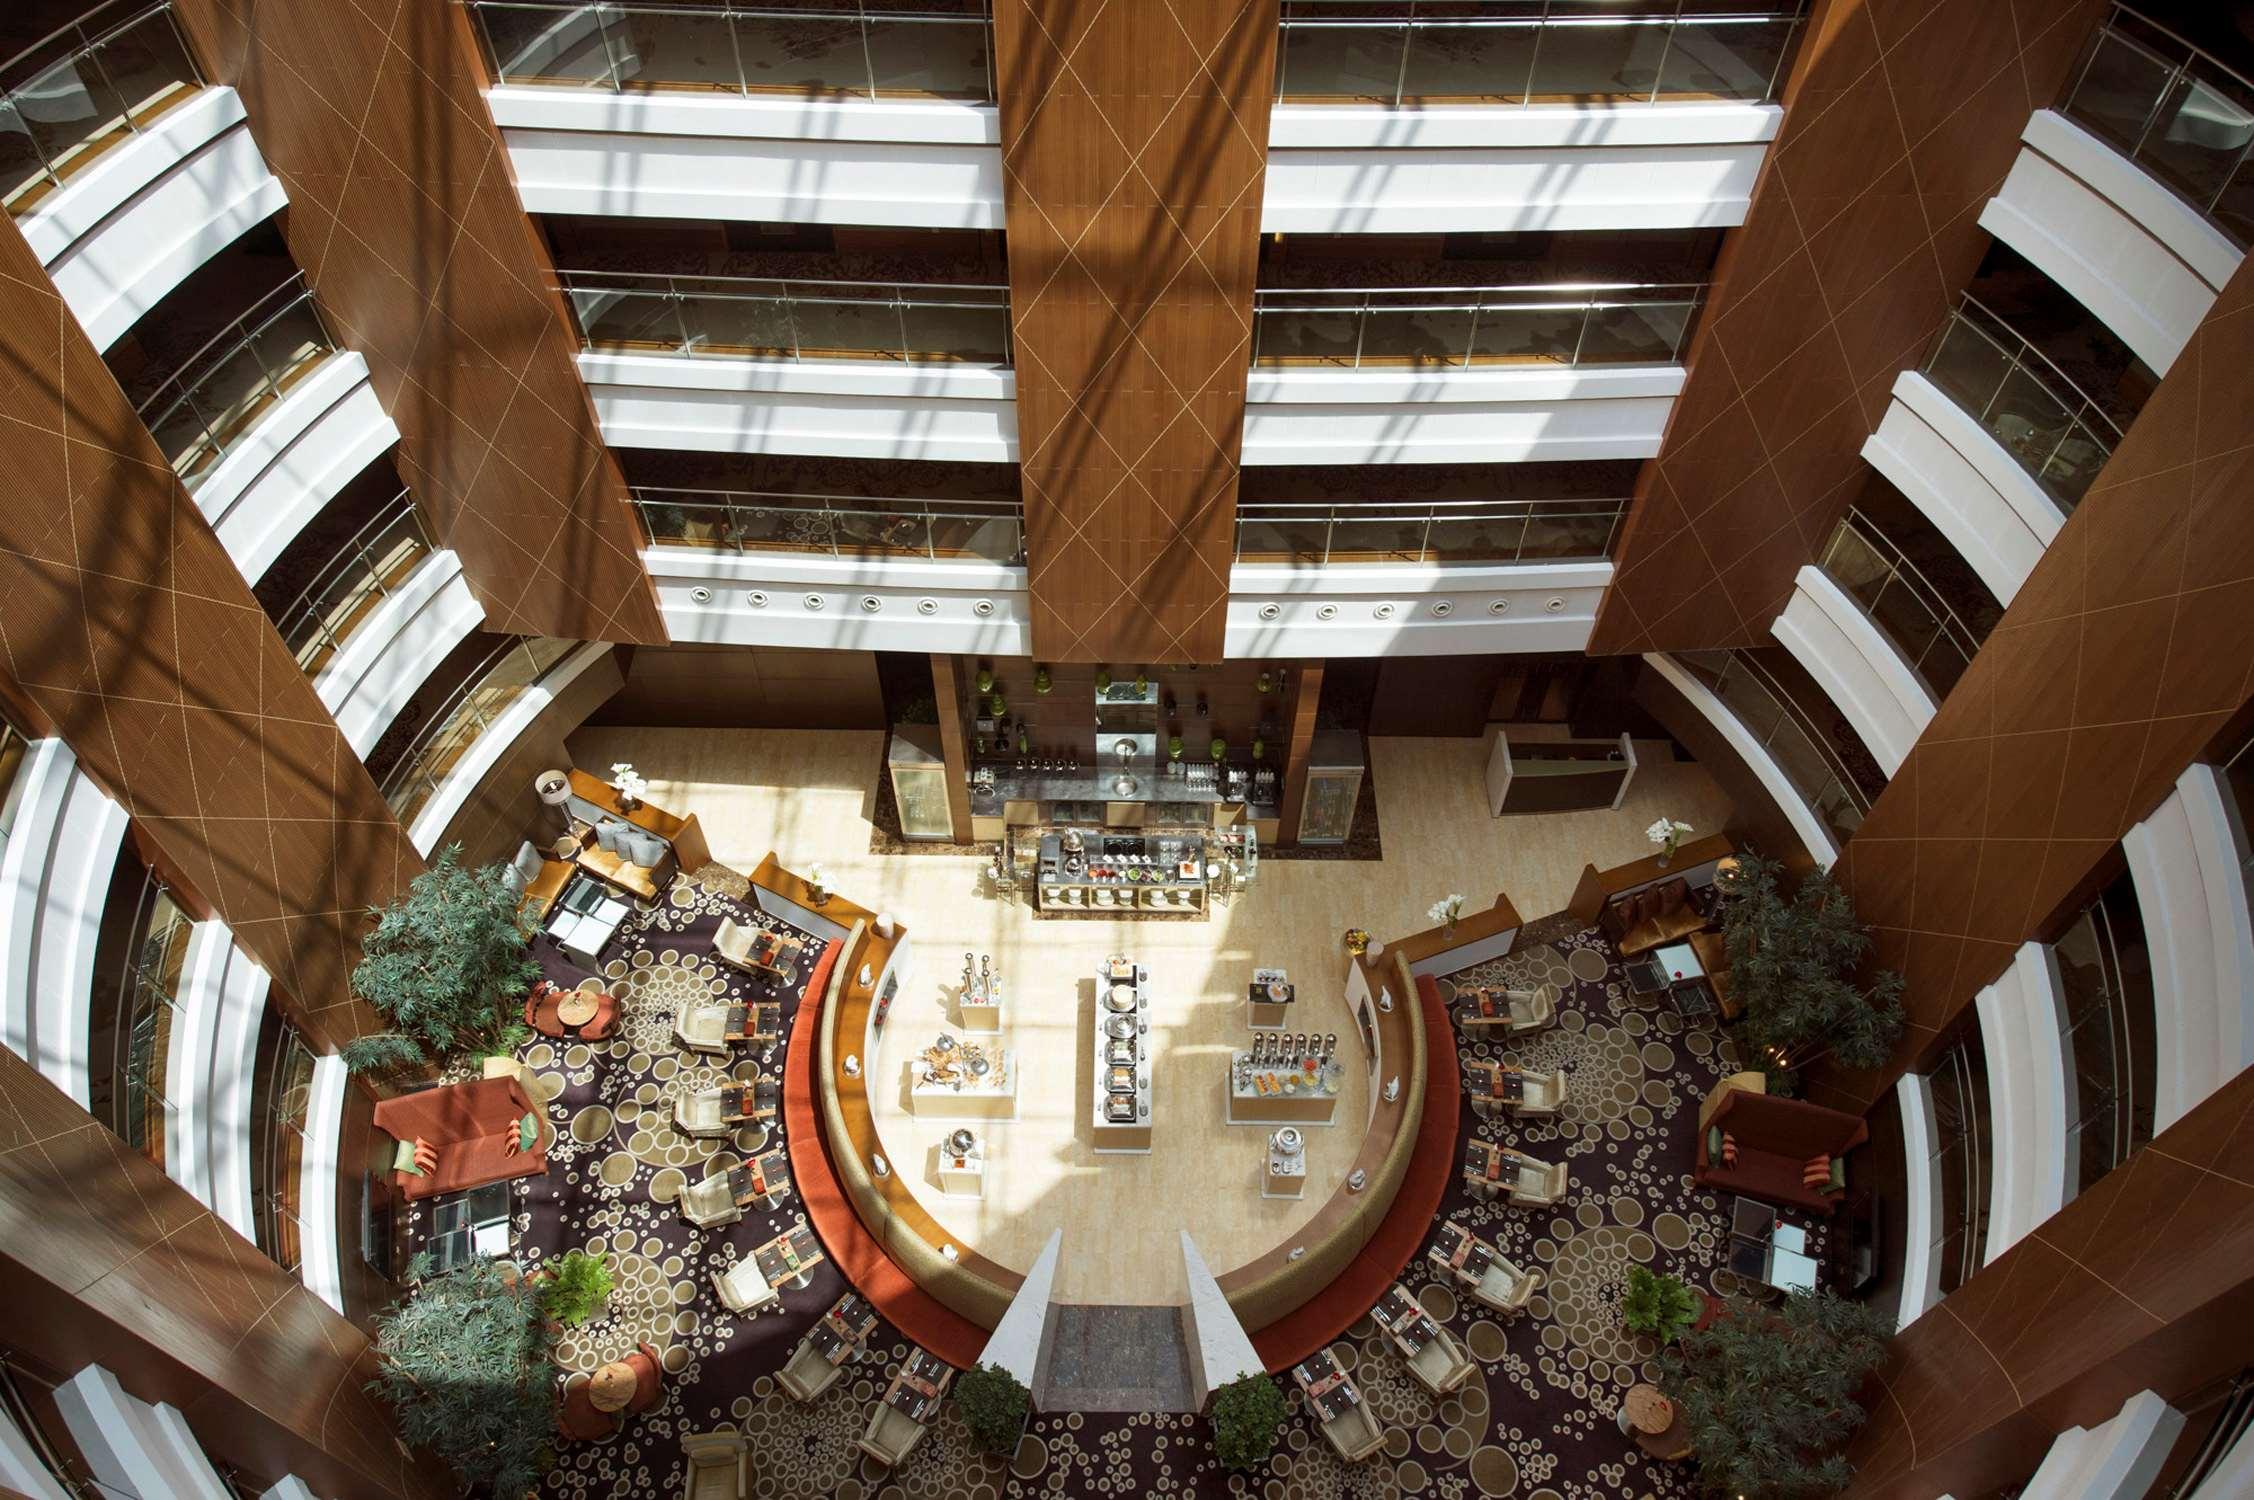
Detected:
left=1929, top=1035, right=1991, bottom=1295
left=2060, top=4, right=2254, bottom=242
left=271, top=491, right=434, bottom=671
left=1686, top=649, right=1870, bottom=843
left=1, top=1, right=204, bottom=210
left=1275, top=1, right=1809, bottom=107
left=252, top=1019, right=316, bottom=1274
left=465, top=0, right=996, bottom=102
left=561, top=268, right=1012, bottom=364
left=2057, top=891, right=2148, bottom=1187
left=380, top=637, right=578, bottom=817
left=633, top=486, right=1025, bottom=561
left=1942, top=293, right=2126, bottom=443
left=1818, top=507, right=1987, bottom=696
left=134, top=276, right=336, bottom=458
left=1233, top=496, right=1626, bottom=564
left=109, top=868, right=187, bottom=1162
left=1252, top=281, right=1705, bottom=367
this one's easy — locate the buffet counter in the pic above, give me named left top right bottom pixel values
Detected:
left=1092, top=958, right=1153, bottom=1152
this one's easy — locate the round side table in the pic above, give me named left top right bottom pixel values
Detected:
left=557, top=989, right=600, bottom=1029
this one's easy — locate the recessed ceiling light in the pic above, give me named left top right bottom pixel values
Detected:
left=746, top=591, right=769, bottom=608
left=688, top=586, right=713, bottom=605
left=1257, top=602, right=1281, bottom=621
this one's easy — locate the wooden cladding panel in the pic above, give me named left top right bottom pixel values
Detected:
left=0, top=216, right=412, bottom=1052
left=994, top=0, right=1280, bottom=662
left=170, top=0, right=666, bottom=645
left=1591, top=0, right=2104, bottom=652
left=1812, top=252, right=2254, bottom=1115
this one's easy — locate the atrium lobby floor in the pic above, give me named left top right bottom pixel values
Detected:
left=563, top=727, right=1737, bottom=1304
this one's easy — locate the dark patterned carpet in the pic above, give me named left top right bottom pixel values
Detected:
left=403, top=871, right=1821, bottom=1499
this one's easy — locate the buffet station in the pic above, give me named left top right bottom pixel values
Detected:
left=908, top=1035, right=1017, bottom=1120
left=1031, top=825, right=1222, bottom=914
left=1092, top=957, right=1154, bottom=1153
left=1228, top=1030, right=1344, bottom=1126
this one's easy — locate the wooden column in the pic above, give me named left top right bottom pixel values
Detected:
left=1811, top=249, right=2254, bottom=1116
left=993, top=0, right=1280, bottom=662
left=0, top=1047, right=453, bottom=1498
left=168, top=0, right=666, bottom=645
left=1840, top=1063, right=2254, bottom=1498
left=0, top=214, right=414, bottom=1053
left=929, top=655, right=975, bottom=844
left=1590, top=0, right=2104, bottom=654
left=1275, top=662, right=1324, bottom=847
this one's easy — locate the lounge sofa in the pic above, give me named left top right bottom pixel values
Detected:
left=1696, top=1087, right=1868, bottom=1215
left=1599, top=877, right=1708, bottom=956
left=373, top=1075, right=548, bottom=1203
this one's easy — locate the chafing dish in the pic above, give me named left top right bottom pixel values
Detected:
left=1105, top=984, right=1138, bottom=1013
left=1105, top=1015, right=1137, bottom=1040
left=1106, top=1065, right=1139, bottom=1095
left=1105, top=1037, right=1137, bottom=1066
left=1105, top=1095, right=1137, bottom=1123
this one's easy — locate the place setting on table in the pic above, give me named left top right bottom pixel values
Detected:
left=727, top=1147, right=791, bottom=1208
left=753, top=1221, right=824, bottom=1289
left=1371, top=1284, right=1438, bottom=1356
left=716, top=1078, right=781, bottom=1124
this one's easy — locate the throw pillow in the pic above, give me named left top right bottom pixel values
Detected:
left=1704, top=1124, right=1724, bottom=1162
left=412, top=1137, right=439, bottom=1175
left=1720, top=1132, right=1739, bottom=1167
left=1801, top=1155, right=1832, bottom=1188
left=393, top=1138, right=423, bottom=1176
left=519, top=1111, right=541, bottom=1153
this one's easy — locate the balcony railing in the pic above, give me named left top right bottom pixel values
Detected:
left=1233, top=497, right=1624, bottom=564
left=634, top=486, right=1023, bottom=562
left=271, top=493, right=437, bottom=679
left=1274, top=2, right=1806, bottom=107
left=109, top=871, right=190, bottom=1168
left=1927, top=1029, right=1993, bottom=1297
left=465, top=1, right=996, bottom=101
left=2059, top=4, right=2254, bottom=247
left=2053, top=882, right=2156, bottom=1196
left=252, top=1017, right=316, bottom=1275
left=1250, top=283, right=1703, bottom=368
left=1815, top=507, right=1987, bottom=703
left=1921, top=294, right=2123, bottom=515
left=1678, top=649, right=1869, bottom=848
left=561, top=269, right=1012, bottom=365
left=135, top=275, right=338, bottom=487
left=381, top=637, right=581, bottom=826
left=0, top=0, right=203, bottom=217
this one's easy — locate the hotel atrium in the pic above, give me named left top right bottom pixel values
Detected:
left=0, top=0, right=2251, bottom=1497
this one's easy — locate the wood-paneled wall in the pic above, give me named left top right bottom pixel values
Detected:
left=1590, top=0, right=2104, bottom=652
left=1812, top=252, right=2254, bottom=1115
left=0, top=1046, right=453, bottom=1499
left=168, top=0, right=666, bottom=646
left=993, top=0, right=1280, bottom=662
left=0, top=215, right=412, bottom=1053
left=1840, top=1062, right=2254, bottom=1498
left=956, top=657, right=1298, bottom=764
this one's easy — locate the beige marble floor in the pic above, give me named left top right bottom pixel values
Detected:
left=568, top=726, right=1735, bottom=1303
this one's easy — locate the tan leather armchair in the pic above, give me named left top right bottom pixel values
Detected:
left=679, top=1429, right=746, bottom=1499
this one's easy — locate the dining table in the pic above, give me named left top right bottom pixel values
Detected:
left=1465, top=1059, right=1526, bottom=1102
left=810, top=1294, right=877, bottom=1365
left=719, top=1079, right=781, bottom=1123
left=1371, top=1285, right=1437, bottom=1356
left=885, top=1348, right=952, bottom=1421
left=1435, top=1221, right=1498, bottom=1282
left=728, top=1147, right=790, bottom=1207
left=1465, top=1137, right=1508, bottom=1186
left=753, top=1221, right=824, bottom=1288
left=724, top=1002, right=782, bottom=1044
left=1291, top=1350, right=1361, bottom=1422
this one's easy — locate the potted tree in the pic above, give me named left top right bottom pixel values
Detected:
left=1658, top=1288, right=1893, bottom=1498
left=1716, top=853, right=1906, bottom=1091
left=1210, top=1373, right=1288, bottom=1469
left=1619, top=1265, right=1699, bottom=1343
left=342, top=846, right=540, bottom=1077
left=371, top=1253, right=557, bottom=1495
left=535, top=1250, right=614, bottom=1328
left=954, top=1362, right=1031, bottom=1456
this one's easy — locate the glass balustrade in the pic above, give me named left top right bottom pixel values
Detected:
left=1677, top=650, right=1869, bottom=848
left=562, top=271, right=1012, bottom=365
left=0, top=0, right=203, bottom=217
left=2060, top=4, right=2254, bottom=247
left=271, top=494, right=437, bottom=679
left=382, top=638, right=580, bottom=825
left=1921, top=297, right=2123, bottom=514
left=1232, top=497, right=1624, bottom=564
left=2053, top=878, right=2156, bottom=1199
left=1926, top=1027, right=1993, bottom=1297
left=1816, top=508, right=1986, bottom=702
left=109, top=873, right=191, bottom=1169
left=634, top=488, right=1024, bottom=562
left=466, top=2, right=995, bottom=101
left=136, top=276, right=338, bottom=487
left=1275, top=2, right=1806, bottom=107
left=1251, top=284, right=1702, bottom=368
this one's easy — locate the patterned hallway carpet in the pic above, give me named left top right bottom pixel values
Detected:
left=415, top=873, right=1806, bottom=1499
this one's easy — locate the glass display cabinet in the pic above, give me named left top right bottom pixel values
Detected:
left=886, top=726, right=955, bottom=840
left=1297, top=730, right=1365, bottom=845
